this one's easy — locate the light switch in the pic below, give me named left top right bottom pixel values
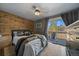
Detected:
left=0, top=34, right=2, bottom=38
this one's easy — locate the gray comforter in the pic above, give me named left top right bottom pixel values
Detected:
left=16, top=34, right=47, bottom=56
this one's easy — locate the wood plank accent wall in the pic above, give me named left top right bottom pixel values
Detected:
left=0, top=11, right=34, bottom=40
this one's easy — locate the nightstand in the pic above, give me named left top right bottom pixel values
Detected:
left=0, top=36, right=12, bottom=56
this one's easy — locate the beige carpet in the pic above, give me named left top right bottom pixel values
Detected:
left=40, top=42, right=66, bottom=56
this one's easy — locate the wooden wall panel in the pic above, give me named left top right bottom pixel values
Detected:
left=0, top=11, right=34, bottom=40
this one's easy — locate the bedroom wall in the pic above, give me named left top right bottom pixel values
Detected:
left=0, top=11, right=34, bottom=40
left=34, top=18, right=48, bottom=36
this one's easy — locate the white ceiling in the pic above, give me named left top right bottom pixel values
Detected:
left=0, top=3, right=79, bottom=21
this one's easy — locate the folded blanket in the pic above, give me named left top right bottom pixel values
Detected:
left=17, top=36, right=38, bottom=56
left=15, top=35, right=34, bottom=55
left=23, top=39, right=43, bottom=56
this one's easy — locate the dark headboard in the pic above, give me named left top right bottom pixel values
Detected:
left=12, top=30, right=32, bottom=40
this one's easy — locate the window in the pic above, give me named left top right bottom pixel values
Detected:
left=47, top=16, right=65, bottom=33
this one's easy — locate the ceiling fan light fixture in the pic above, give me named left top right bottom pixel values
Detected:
left=34, top=8, right=40, bottom=16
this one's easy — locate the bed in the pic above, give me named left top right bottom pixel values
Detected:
left=12, top=30, right=67, bottom=56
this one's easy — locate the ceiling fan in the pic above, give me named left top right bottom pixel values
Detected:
left=32, top=5, right=48, bottom=16
left=32, top=6, right=41, bottom=16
